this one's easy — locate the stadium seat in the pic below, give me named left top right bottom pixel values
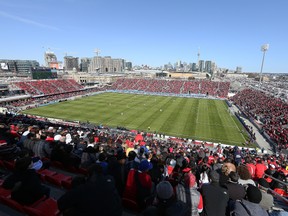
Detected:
left=23, top=197, right=60, bottom=216
left=3, top=160, right=15, bottom=170
left=122, top=197, right=140, bottom=213
left=51, top=161, right=64, bottom=169
left=0, top=159, right=5, bottom=169
left=45, top=173, right=72, bottom=187
left=61, top=177, right=72, bottom=190
left=0, top=196, right=25, bottom=213
left=0, top=187, right=11, bottom=199
left=37, top=169, right=57, bottom=181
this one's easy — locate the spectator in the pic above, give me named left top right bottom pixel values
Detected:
left=258, top=178, right=274, bottom=211
left=3, top=156, right=50, bottom=205
left=142, top=181, right=189, bottom=216
left=226, top=171, right=246, bottom=201
left=58, top=164, right=122, bottom=216
left=176, top=172, right=203, bottom=215
left=135, top=159, right=154, bottom=208
left=33, top=132, right=52, bottom=159
left=237, top=165, right=256, bottom=186
left=255, top=159, right=268, bottom=180
left=200, top=170, right=229, bottom=216
left=231, top=184, right=269, bottom=216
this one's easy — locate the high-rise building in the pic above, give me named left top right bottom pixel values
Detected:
left=198, top=60, right=204, bottom=72
left=0, top=59, right=39, bottom=73
left=125, top=62, right=132, bottom=70
left=236, top=66, right=242, bottom=73
left=44, top=51, right=58, bottom=68
left=88, top=56, right=124, bottom=73
left=80, top=58, right=91, bottom=72
left=192, top=63, right=197, bottom=71
left=64, top=56, right=79, bottom=71
left=205, top=61, right=212, bottom=74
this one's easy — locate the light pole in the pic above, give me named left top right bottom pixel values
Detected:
left=259, top=44, right=269, bottom=86
left=94, top=48, right=101, bottom=73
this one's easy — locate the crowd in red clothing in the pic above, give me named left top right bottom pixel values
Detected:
left=232, top=88, right=288, bottom=151
left=13, top=79, right=83, bottom=96
left=0, top=113, right=287, bottom=215
left=111, top=78, right=230, bottom=98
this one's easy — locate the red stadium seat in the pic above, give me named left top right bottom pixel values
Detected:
left=61, top=178, right=72, bottom=190
left=0, top=187, right=11, bottom=199
left=3, top=160, right=15, bottom=170
left=23, top=198, right=60, bottom=216
left=45, top=173, right=72, bottom=187
left=122, top=197, right=140, bottom=213
left=37, top=169, right=57, bottom=181
left=0, top=196, right=25, bottom=213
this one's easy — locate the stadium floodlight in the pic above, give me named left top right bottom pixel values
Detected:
left=259, top=44, right=269, bottom=86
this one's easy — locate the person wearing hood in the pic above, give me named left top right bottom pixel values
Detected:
left=231, top=184, right=269, bottom=216
left=176, top=172, right=203, bottom=216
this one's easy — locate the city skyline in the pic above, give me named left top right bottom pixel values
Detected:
left=0, top=0, right=288, bottom=73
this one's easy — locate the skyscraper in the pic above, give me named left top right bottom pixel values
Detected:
left=80, top=58, right=91, bottom=72
left=0, top=59, right=39, bottom=73
left=198, top=60, right=204, bottom=72
left=64, top=56, right=79, bottom=71
left=44, top=51, right=58, bottom=68
left=205, top=61, right=212, bottom=74
left=88, top=56, right=124, bottom=73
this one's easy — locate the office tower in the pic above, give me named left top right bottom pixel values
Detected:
left=80, top=58, right=91, bottom=72
left=0, top=59, right=40, bottom=73
left=205, top=61, right=212, bottom=74
left=64, top=56, right=79, bottom=71
left=198, top=60, right=204, bottom=72
left=44, top=51, right=58, bottom=68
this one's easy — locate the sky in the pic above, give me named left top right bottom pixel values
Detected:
left=0, top=0, right=288, bottom=73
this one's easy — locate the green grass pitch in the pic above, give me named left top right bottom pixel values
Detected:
left=23, top=92, right=248, bottom=145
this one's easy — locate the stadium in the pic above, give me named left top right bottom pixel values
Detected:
left=0, top=71, right=287, bottom=215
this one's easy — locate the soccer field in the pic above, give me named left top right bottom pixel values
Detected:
left=23, top=93, right=247, bottom=145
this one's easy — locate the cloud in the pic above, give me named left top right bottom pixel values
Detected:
left=0, top=10, right=60, bottom=31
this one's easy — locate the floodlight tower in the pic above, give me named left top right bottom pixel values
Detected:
left=259, top=44, right=269, bottom=86
left=94, top=48, right=101, bottom=72
left=94, top=48, right=101, bottom=57
left=197, top=47, right=200, bottom=71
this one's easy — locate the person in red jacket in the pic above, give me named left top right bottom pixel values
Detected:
left=255, top=159, right=267, bottom=180
left=123, top=160, right=153, bottom=209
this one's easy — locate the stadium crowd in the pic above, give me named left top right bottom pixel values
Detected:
left=232, top=88, right=288, bottom=152
left=112, top=78, right=230, bottom=98
left=13, top=79, right=83, bottom=96
left=0, top=112, right=287, bottom=216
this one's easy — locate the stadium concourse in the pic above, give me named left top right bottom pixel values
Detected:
left=0, top=78, right=287, bottom=215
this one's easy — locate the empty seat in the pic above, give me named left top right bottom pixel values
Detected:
left=23, top=198, right=60, bottom=216
left=37, top=169, right=57, bottom=181
left=45, top=173, right=72, bottom=187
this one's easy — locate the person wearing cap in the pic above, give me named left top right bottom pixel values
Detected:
left=258, top=178, right=274, bottom=211
left=200, top=170, right=229, bottom=216
left=142, top=181, right=189, bottom=216
left=231, top=184, right=269, bottom=216
left=176, top=172, right=203, bottom=216
left=123, top=159, right=154, bottom=209
left=135, top=159, right=154, bottom=208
